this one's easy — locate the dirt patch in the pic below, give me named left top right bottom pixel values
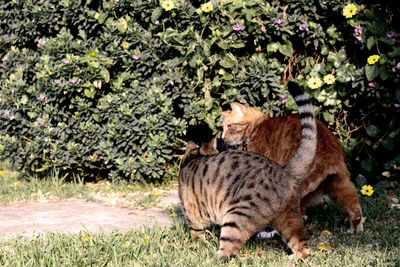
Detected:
left=0, top=190, right=181, bottom=237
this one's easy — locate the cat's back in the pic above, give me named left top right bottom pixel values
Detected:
left=248, top=114, right=345, bottom=166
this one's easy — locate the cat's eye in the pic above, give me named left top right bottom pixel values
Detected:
left=227, top=124, right=232, bottom=128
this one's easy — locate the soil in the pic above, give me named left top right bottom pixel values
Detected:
left=0, top=190, right=181, bottom=237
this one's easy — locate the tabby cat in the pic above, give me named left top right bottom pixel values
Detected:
left=221, top=88, right=363, bottom=233
left=179, top=82, right=317, bottom=261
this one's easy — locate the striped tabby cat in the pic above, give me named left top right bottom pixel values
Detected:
left=179, top=81, right=317, bottom=261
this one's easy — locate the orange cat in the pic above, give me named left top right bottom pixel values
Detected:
left=221, top=102, right=363, bottom=233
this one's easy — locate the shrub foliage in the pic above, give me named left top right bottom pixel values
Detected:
left=0, top=0, right=399, bottom=182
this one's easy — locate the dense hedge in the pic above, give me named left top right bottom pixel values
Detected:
left=0, top=0, right=399, bottom=183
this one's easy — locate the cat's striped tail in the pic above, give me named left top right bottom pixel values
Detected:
left=283, top=81, right=317, bottom=180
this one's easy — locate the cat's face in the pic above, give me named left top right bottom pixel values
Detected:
left=221, top=103, right=267, bottom=145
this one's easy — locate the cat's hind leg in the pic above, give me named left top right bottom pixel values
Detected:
left=217, top=215, right=255, bottom=262
left=325, top=168, right=363, bottom=233
left=272, top=208, right=310, bottom=259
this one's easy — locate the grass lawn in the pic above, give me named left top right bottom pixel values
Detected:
left=0, top=163, right=399, bottom=266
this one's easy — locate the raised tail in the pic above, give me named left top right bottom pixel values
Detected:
left=283, top=81, right=317, bottom=180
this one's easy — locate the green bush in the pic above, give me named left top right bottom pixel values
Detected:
left=0, top=0, right=399, bottom=183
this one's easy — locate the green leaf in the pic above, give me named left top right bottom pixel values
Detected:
left=100, top=67, right=110, bottom=83
left=219, top=53, right=236, bottom=68
left=84, top=88, right=96, bottom=99
left=278, top=43, right=293, bottom=57
left=355, top=174, right=367, bottom=188
left=379, top=66, right=389, bottom=80
left=151, top=8, right=162, bottom=22
left=367, top=36, right=376, bottom=50
left=97, top=12, right=108, bottom=24
left=361, top=158, right=373, bottom=172
left=365, top=64, right=379, bottom=81
left=378, top=36, right=395, bottom=45
left=92, top=113, right=100, bottom=122
left=217, top=41, right=229, bottom=50
left=366, top=125, right=380, bottom=137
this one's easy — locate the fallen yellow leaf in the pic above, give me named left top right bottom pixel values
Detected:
left=320, top=230, right=332, bottom=237
left=317, top=242, right=331, bottom=251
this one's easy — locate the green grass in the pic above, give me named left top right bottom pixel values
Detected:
left=0, top=162, right=399, bottom=266
left=0, top=207, right=399, bottom=267
left=0, top=162, right=174, bottom=206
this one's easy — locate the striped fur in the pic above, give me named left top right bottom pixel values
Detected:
left=179, top=82, right=316, bottom=261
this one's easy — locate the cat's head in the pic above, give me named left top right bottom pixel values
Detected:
left=184, top=137, right=218, bottom=158
left=221, top=102, right=269, bottom=145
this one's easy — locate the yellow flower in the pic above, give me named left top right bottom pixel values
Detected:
left=121, top=41, right=130, bottom=49
left=81, top=234, right=91, bottom=241
left=201, top=2, right=213, bottom=13
left=367, top=55, right=380, bottom=64
left=323, top=74, right=336, bottom=85
left=361, top=185, right=374, bottom=196
left=343, top=3, right=358, bottom=18
left=151, top=190, right=163, bottom=196
left=161, top=0, right=175, bottom=11
left=307, top=76, right=323, bottom=89
left=122, top=241, right=130, bottom=247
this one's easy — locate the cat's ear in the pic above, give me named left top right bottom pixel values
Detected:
left=199, top=137, right=218, bottom=155
left=207, top=136, right=217, bottom=151
left=186, top=141, right=198, bottom=151
left=230, top=102, right=246, bottom=117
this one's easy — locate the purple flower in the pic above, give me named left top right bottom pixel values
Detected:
left=299, top=23, right=308, bottom=31
left=4, top=110, right=10, bottom=117
left=356, top=36, right=362, bottom=41
left=394, top=103, right=400, bottom=108
left=9, top=115, right=15, bottom=121
left=69, top=77, right=78, bottom=84
left=63, top=59, right=69, bottom=64
left=397, top=62, right=400, bottom=69
left=346, top=77, right=351, bottom=82
left=132, top=55, right=141, bottom=60
left=393, top=68, right=397, bottom=73
left=279, top=93, right=287, bottom=99
left=2, top=56, right=7, bottom=62
left=39, top=94, right=48, bottom=100
left=279, top=93, right=287, bottom=104
left=75, top=55, right=80, bottom=60
left=368, top=82, right=374, bottom=87
left=115, top=0, right=118, bottom=4
left=54, top=79, right=60, bottom=84
left=154, top=20, right=159, bottom=25
left=354, top=25, right=361, bottom=35
left=275, top=19, right=284, bottom=24
left=36, top=118, right=45, bottom=126
left=232, top=23, right=243, bottom=31
left=21, top=98, right=27, bottom=104
left=22, top=48, right=26, bottom=54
